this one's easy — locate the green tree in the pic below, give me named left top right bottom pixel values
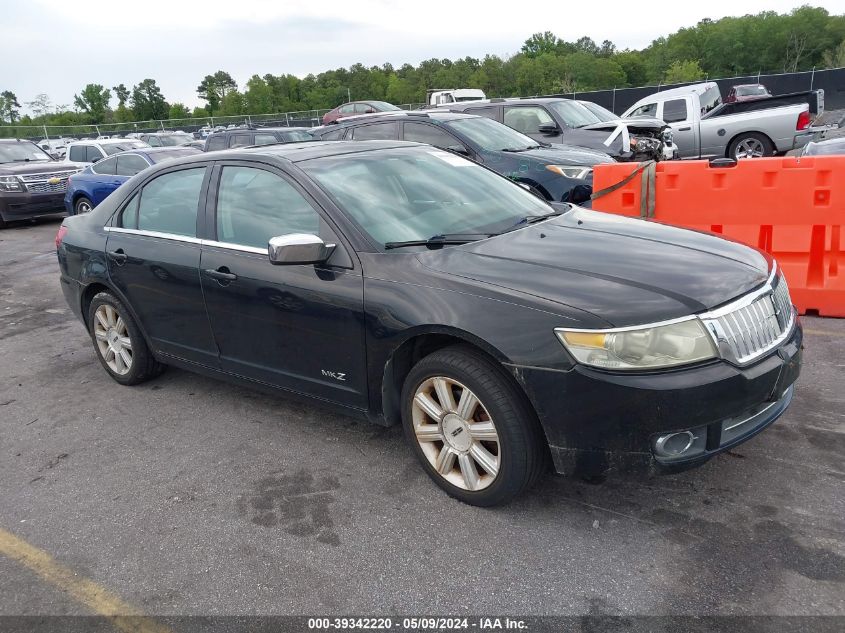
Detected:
left=663, top=60, right=705, bottom=84
left=73, top=84, right=111, bottom=122
left=113, top=83, right=130, bottom=107
left=197, top=70, right=238, bottom=113
left=822, top=40, right=845, bottom=67
left=168, top=103, right=190, bottom=119
left=26, top=93, right=52, bottom=118
left=0, top=90, right=20, bottom=123
left=192, top=106, right=210, bottom=118
left=130, top=79, right=168, bottom=120
left=244, top=75, right=274, bottom=114
left=521, top=32, right=561, bottom=58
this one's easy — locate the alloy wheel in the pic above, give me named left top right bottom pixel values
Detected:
left=734, top=138, right=765, bottom=159
left=76, top=199, right=92, bottom=214
left=411, top=376, right=500, bottom=491
left=93, top=304, right=133, bottom=375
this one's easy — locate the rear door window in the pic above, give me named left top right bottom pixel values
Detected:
left=206, top=136, right=226, bottom=151
left=136, top=167, right=206, bottom=237
left=662, top=99, right=689, bottom=123
left=228, top=134, right=253, bottom=148
left=116, top=154, right=150, bottom=176
left=91, top=156, right=118, bottom=175
left=350, top=122, right=399, bottom=140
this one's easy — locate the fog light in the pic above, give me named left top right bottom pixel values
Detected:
left=653, top=427, right=707, bottom=461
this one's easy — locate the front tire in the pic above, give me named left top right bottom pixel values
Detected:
left=88, top=292, right=164, bottom=385
left=74, top=196, right=93, bottom=215
left=401, top=346, right=547, bottom=506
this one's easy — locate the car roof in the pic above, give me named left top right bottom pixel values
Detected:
left=320, top=110, right=477, bottom=129
left=195, top=140, right=420, bottom=164
left=72, top=138, right=142, bottom=145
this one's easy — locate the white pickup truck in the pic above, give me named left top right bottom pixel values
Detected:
left=623, top=82, right=820, bottom=159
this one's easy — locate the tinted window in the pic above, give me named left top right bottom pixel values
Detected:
left=215, top=167, right=321, bottom=249
left=68, top=146, right=86, bottom=162
left=118, top=193, right=140, bottom=229
left=403, top=122, right=460, bottom=149
left=91, top=156, right=118, bottom=175
left=464, top=106, right=496, bottom=119
left=137, top=168, right=205, bottom=237
left=86, top=146, right=104, bottom=162
left=503, top=106, right=556, bottom=134
left=229, top=134, right=253, bottom=148
left=320, top=128, right=345, bottom=141
left=629, top=103, right=658, bottom=118
left=662, top=99, right=688, bottom=123
left=254, top=133, right=278, bottom=145
left=351, top=122, right=399, bottom=140
left=116, top=154, right=150, bottom=176
left=206, top=136, right=226, bottom=151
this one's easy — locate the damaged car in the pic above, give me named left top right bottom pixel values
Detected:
left=438, top=97, right=675, bottom=162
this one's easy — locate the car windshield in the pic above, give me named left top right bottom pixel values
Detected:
left=148, top=148, right=202, bottom=163
left=737, top=85, right=769, bottom=97
left=103, top=141, right=148, bottom=155
left=280, top=130, right=314, bottom=142
left=578, top=101, right=618, bottom=122
left=443, top=117, right=538, bottom=152
left=159, top=134, right=194, bottom=146
left=0, top=142, right=52, bottom=163
left=547, top=100, right=604, bottom=127
left=301, top=147, right=554, bottom=248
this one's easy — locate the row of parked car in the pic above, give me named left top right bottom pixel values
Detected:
left=0, top=79, right=832, bottom=229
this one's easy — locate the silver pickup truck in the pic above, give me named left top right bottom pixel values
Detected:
left=622, top=82, right=819, bottom=159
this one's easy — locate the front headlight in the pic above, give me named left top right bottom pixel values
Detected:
left=546, top=165, right=592, bottom=179
left=0, top=176, right=22, bottom=192
left=555, top=318, right=716, bottom=370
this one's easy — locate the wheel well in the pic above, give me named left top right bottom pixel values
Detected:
left=381, top=333, right=518, bottom=426
left=80, top=282, right=111, bottom=324
left=725, top=131, right=774, bottom=157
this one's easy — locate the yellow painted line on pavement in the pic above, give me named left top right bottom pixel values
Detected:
left=802, top=328, right=845, bottom=337
left=0, top=527, right=172, bottom=633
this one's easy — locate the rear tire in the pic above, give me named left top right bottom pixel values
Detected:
left=74, top=196, right=93, bottom=215
left=728, top=133, right=774, bottom=159
left=401, top=345, right=548, bottom=506
left=88, top=292, right=165, bottom=385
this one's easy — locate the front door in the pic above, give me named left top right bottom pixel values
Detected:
left=503, top=105, right=562, bottom=144
left=199, top=163, right=367, bottom=409
left=105, top=165, right=219, bottom=366
left=659, top=98, right=698, bottom=158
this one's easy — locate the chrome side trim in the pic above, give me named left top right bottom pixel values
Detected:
left=104, top=227, right=268, bottom=255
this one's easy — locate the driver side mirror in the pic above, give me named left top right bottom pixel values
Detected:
left=537, top=123, right=560, bottom=135
left=268, top=234, right=336, bottom=265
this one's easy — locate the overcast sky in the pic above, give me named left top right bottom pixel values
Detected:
left=2, top=0, right=844, bottom=113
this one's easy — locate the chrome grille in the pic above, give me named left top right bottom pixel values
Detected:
left=18, top=171, right=77, bottom=183
left=26, top=180, right=68, bottom=193
left=700, top=270, right=795, bottom=365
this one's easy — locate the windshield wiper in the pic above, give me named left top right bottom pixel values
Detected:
left=505, top=209, right=567, bottom=231
left=384, top=233, right=495, bottom=250
left=501, top=145, right=543, bottom=152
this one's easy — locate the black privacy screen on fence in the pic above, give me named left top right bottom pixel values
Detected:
left=548, top=67, right=845, bottom=114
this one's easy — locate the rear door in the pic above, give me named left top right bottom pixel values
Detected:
left=105, top=163, right=219, bottom=366
left=88, top=157, right=120, bottom=205
left=199, top=161, right=367, bottom=408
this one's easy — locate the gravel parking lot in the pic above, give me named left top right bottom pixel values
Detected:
left=1, top=218, right=844, bottom=620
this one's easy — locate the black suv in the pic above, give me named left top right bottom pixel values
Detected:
left=0, top=139, right=80, bottom=228
left=310, top=111, right=614, bottom=204
left=439, top=98, right=670, bottom=162
left=204, top=127, right=315, bottom=151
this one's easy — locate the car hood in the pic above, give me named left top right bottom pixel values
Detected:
left=582, top=118, right=668, bottom=134
left=517, top=145, right=615, bottom=166
left=417, top=207, right=770, bottom=327
left=0, top=161, right=78, bottom=176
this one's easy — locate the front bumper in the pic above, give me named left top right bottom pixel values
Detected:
left=513, top=320, right=802, bottom=476
left=0, top=191, right=66, bottom=221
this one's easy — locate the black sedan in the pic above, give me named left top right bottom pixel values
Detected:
left=56, top=141, right=802, bottom=506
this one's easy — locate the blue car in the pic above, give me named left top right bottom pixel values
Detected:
left=64, top=147, right=201, bottom=215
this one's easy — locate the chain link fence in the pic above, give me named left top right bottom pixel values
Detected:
left=0, top=104, right=426, bottom=141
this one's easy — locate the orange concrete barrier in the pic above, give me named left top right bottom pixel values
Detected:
left=591, top=157, right=845, bottom=317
